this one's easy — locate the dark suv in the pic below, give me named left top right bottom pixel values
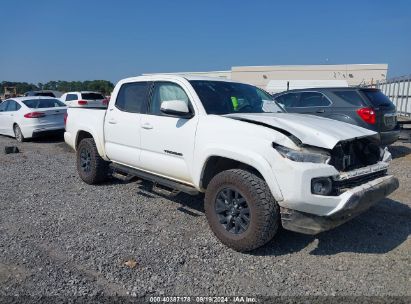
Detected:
left=273, top=87, right=400, bottom=146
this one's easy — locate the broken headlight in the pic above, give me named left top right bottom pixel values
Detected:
left=273, top=144, right=331, bottom=164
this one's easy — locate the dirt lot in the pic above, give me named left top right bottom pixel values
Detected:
left=0, top=134, right=410, bottom=299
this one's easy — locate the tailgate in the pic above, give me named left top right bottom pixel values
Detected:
left=360, top=89, right=397, bottom=131
left=39, top=107, right=67, bottom=123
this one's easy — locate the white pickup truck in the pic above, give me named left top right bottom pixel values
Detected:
left=64, top=75, right=399, bottom=252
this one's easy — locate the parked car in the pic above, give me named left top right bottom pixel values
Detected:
left=0, top=97, right=67, bottom=142
left=64, top=75, right=398, bottom=252
left=60, top=91, right=108, bottom=108
left=272, top=87, right=400, bottom=146
left=24, top=90, right=63, bottom=98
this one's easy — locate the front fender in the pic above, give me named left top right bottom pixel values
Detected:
left=193, top=145, right=284, bottom=202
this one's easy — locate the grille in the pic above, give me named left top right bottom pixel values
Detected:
left=332, top=170, right=387, bottom=195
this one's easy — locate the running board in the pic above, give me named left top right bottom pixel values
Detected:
left=110, top=163, right=199, bottom=196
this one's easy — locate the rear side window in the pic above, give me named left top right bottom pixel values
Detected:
left=66, top=94, right=78, bottom=101
left=6, top=100, right=21, bottom=111
left=115, top=82, right=151, bottom=113
left=23, top=99, right=66, bottom=108
left=362, top=90, right=393, bottom=107
left=298, top=92, right=331, bottom=107
left=81, top=93, right=104, bottom=100
left=274, top=93, right=300, bottom=107
left=333, top=90, right=365, bottom=106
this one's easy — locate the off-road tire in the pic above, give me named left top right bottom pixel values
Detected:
left=76, top=138, right=109, bottom=184
left=205, top=169, right=280, bottom=252
left=13, top=124, right=25, bottom=142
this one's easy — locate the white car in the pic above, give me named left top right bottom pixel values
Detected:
left=60, top=91, right=108, bottom=108
left=0, top=97, right=67, bottom=142
left=65, top=75, right=398, bottom=252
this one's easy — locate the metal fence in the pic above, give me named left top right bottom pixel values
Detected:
left=374, top=75, right=411, bottom=117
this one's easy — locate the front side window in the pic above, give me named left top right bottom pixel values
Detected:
left=189, top=80, right=283, bottom=115
left=149, top=82, right=190, bottom=115
left=115, top=81, right=150, bottom=113
left=23, top=99, right=66, bottom=108
left=275, top=93, right=301, bottom=108
left=297, top=92, right=331, bottom=107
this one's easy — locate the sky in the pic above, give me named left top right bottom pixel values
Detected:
left=0, top=0, right=410, bottom=84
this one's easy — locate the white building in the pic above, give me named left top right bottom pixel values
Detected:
left=145, top=63, right=388, bottom=89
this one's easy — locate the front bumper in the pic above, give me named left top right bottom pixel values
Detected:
left=280, top=175, right=399, bottom=234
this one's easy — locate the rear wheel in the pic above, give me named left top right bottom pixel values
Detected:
left=13, top=124, right=25, bottom=142
left=76, top=138, right=109, bottom=184
left=205, top=169, right=280, bottom=252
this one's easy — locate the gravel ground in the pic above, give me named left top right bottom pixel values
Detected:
left=0, top=134, right=410, bottom=300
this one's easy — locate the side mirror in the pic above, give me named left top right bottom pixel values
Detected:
left=160, top=100, right=192, bottom=118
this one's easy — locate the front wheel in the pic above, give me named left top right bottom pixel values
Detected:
left=76, top=138, right=109, bottom=184
left=205, top=169, right=280, bottom=252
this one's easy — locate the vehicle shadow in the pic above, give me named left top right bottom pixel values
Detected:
left=252, top=198, right=411, bottom=256
left=31, top=133, right=65, bottom=143
left=120, top=179, right=410, bottom=256
left=134, top=179, right=205, bottom=213
left=389, top=144, right=411, bottom=159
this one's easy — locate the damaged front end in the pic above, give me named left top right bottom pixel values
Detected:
left=275, top=136, right=399, bottom=235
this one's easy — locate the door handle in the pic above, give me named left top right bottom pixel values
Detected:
left=108, top=120, right=117, bottom=124
left=316, top=109, right=325, bottom=113
left=141, top=123, right=153, bottom=130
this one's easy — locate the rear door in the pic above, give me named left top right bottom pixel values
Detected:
left=104, top=81, right=152, bottom=168
left=360, top=89, right=397, bottom=132
left=292, top=91, right=332, bottom=117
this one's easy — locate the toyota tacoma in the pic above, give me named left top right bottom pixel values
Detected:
left=64, top=75, right=399, bottom=252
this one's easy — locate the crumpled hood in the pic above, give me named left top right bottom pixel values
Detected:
left=224, top=113, right=378, bottom=149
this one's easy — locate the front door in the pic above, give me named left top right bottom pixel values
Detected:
left=104, top=81, right=152, bottom=168
left=139, top=81, right=199, bottom=183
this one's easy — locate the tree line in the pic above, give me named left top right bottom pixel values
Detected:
left=1, top=80, right=115, bottom=95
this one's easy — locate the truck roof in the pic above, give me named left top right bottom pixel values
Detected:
left=121, top=74, right=237, bottom=83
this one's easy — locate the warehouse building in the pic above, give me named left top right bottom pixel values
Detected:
left=146, top=63, right=388, bottom=89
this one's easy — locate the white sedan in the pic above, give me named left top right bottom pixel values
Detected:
left=0, top=97, right=67, bottom=142
left=60, top=91, right=108, bottom=108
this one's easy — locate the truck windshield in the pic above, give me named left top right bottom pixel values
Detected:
left=189, top=80, right=284, bottom=114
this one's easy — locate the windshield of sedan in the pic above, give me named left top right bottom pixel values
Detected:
left=189, top=80, right=284, bottom=114
left=23, top=98, right=66, bottom=108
